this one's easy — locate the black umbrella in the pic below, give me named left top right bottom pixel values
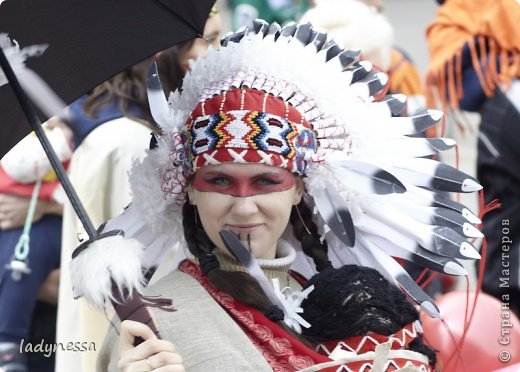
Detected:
left=0, top=0, right=215, bottom=158
left=0, top=0, right=216, bottom=342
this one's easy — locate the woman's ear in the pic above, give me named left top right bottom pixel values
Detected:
left=294, top=177, right=304, bottom=205
left=187, top=185, right=196, bottom=205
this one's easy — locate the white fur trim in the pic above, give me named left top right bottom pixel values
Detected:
left=129, top=140, right=186, bottom=238
left=70, top=235, right=145, bottom=310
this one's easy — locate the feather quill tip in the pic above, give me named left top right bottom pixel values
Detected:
left=462, top=208, right=481, bottom=224
left=459, top=241, right=481, bottom=259
left=421, top=301, right=440, bottom=318
left=444, top=261, right=467, bottom=276
left=462, top=222, right=484, bottom=238
left=461, top=179, right=482, bottom=192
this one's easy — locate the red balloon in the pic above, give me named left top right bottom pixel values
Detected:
left=421, top=291, right=520, bottom=372
left=493, top=362, right=520, bottom=372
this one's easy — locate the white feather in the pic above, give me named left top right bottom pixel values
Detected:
left=356, top=235, right=440, bottom=318
left=70, top=235, right=145, bottom=310
left=0, top=33, right=48, bottom=86
left=0, top=34, right=66, bottom=117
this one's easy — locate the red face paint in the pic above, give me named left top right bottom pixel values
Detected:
left=192, top=165, right=295, bottom=197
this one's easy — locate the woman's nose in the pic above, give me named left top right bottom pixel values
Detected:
left=230, top=195, right=259, bottom=216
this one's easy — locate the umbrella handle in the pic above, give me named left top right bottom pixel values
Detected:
left=0, top=46, right=97, bottom=239
left=111, top=284, right=162, bottom=346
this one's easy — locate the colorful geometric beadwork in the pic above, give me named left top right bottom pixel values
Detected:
left=181, top=88, right=318, bottom=175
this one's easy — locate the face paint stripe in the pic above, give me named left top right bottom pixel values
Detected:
left=192, top=166, right=296, bottom=197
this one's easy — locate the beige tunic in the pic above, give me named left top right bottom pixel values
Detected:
left=97, top=270, right=273, bottom=372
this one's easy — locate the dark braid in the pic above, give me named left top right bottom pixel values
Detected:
left=182, top=200, right=212, bottom=257
left=290, top=200, right=332, bottom=272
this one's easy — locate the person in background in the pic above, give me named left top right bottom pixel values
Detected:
left=55, top=8, right=222, bottom=372
left=231, top=0, right=312, bottom=30
left=0, top=121, right=71, bottom=372
left=425, top=0, right=520, bottom=316
left=302, top=0, right=426, bottom=116
left=54, top=57, right=158, bottom=372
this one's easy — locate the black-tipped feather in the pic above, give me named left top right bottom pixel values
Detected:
left=294, top=22, right=313, bottom=45
left=313, top=182, right=355, bottom=247
left=337, top=161, right=406, bottom=194
left=280, top=22, right=297, bottom=37
left=221, top=28, right=248, bottom=46
left=428, top=227, right=479, bottom=259
left=396, top=273, right=439, bottom=317
left=309, top=30, right=327, bottom=51
left=431, top=208, right=482, bottom=238
left=390, top=158, right=482, bottom=193
left=266, top=22, right=281, bottom=39
left=319, top=40, right=342, bottom=61
left=252, top=19, right=269, bottom=35
left=219, top=230, right=285, bottom=309
left=425, top=138, right=456, bottom=152
left=349, top=61, right=372, bottom=83
left=406, top=109, right=443, bottom=134
left=379, top=94, right=407, bottom=116
left=381, top=240, right=467, bottom=276
left=356, top=237, right=440, bottom=318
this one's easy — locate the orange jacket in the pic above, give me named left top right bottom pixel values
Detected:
left=426, top=0, right=520, bottom=109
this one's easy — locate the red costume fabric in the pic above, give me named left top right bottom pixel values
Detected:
left=180, top=260, right=432, bottom=372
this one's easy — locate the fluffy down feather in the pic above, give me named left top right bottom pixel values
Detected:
left=70, top=235, right=145, bottom=310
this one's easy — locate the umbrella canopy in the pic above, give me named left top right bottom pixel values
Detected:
left=0, top=0, right=216, bottom=158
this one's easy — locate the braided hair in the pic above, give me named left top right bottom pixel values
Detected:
left=290, top=200, right=332, bottom=272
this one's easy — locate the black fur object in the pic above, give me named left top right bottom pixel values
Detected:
left=301, top=265, right=437, bottom=367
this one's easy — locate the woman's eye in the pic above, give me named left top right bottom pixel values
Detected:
left=255, top=177, right=281, bottom=186
left=206, top=177, right=230, bottom=186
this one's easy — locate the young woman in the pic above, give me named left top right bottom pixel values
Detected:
left=72, top=20, right=482, bottom=372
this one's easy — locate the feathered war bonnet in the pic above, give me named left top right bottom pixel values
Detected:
left=70, top=21, right=483, bottom=319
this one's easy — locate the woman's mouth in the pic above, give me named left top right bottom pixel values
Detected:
left=225, top=224, right=263, bottom=234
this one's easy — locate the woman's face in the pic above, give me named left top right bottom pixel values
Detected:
left=180, top=14, right=222, bottom=71
left=188, top=163, right=303, bottom=259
